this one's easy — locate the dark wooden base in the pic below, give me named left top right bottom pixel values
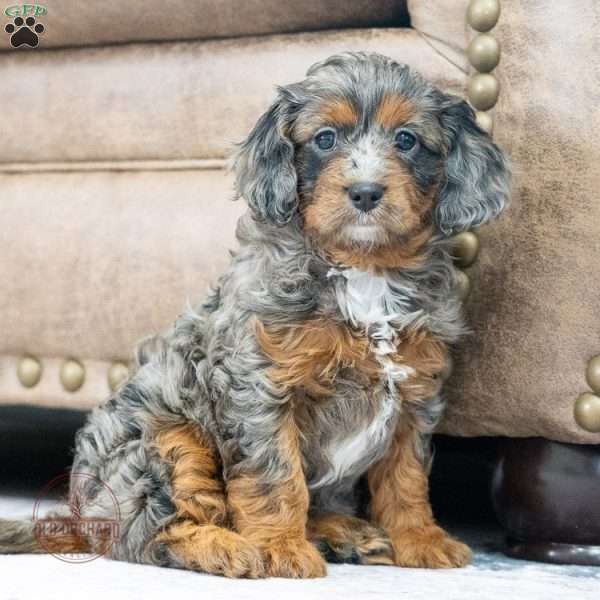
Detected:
left=492, top=438, right=600, bottom=566
left=506, top=538, right=600, bottom=566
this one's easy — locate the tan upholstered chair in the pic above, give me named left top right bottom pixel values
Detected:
left=1, top=0, right=599, bottom=563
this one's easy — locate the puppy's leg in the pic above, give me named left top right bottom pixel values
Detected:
left=308, top=513, right=394, bottom=565
left=368, top=418, right=471, bottom=568
left=151, top=424, right=264, bottom=578
left=227, top=414, right=327, bottom=578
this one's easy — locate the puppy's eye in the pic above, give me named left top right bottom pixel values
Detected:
left=314, top=128, right=337, bottom=151
left=394, top=129, right=418, bottom=152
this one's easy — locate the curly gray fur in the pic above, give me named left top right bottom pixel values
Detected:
left=0, top=52, right=510, bottom=567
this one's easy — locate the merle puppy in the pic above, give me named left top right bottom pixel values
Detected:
left=0, top=52, right=509, bottom=578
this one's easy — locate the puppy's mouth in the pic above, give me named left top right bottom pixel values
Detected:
left=340, top=215, right=388, bottom=245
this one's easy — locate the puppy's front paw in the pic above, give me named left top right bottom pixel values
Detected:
left=308, top=514, right=394, bottom=565
left=262, top=538, right=327, bottom=578
left=211, top=531, right=266, bottom=578
left=390, top=525, right=471, bottom=569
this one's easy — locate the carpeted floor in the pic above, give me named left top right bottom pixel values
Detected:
left=0, top=406, right=598, bottom=599
left=1, top=492, right=599, bottom=600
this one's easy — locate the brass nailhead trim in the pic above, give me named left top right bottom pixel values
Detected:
left=467, top=0, right=501, bottom=33
left=586, top=355, right=600, bottom=395
left=60, top=359, right=86, bottom=393
left=457, top=1, right=502, bottom=302
left=574, top=392, right=600, bottom=433
left=467, top=33, right=501, bottom=73
left=451, top=232, right=481, bottom=268
left=455, top=270, right=471, bottom=301
left=468, top=73, right=500, bottom=111
left=467, top=0, right=501, bottom=122
left=108, top=362, right=130, bottom=392
left=475, top=111, right=494, bottom=134
left=17, top=356, right=43, bottom=388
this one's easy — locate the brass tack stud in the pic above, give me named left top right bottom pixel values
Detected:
left=475, top=111, right=494, bottom=134
left=574, top=392, right=600, bottom=433
left=468, top=73, right=500, bottom=111
left=586, top=355, right=600, bottom=395
left=467, top=33, right=501, bottom=73
left=467, top=0, right=501, bottom=32
left=60, top=359, right=85, bottom=393
left=108, top=362, right=130, bottom=392
left=455, top=270, right=471, bottom=301
left=17, top=356, right=42, bottom=388
left=451, top=231, right=481, bottom=268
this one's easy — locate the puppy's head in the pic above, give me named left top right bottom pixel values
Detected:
left=234, top=52, right=510, bottom=265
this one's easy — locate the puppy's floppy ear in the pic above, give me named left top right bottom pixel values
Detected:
left=434, top=96, right=510, bottom=235
left=234, top=87, right=299, bottom=225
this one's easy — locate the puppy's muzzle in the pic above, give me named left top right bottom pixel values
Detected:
left=348, top=182, right=384, bottom=213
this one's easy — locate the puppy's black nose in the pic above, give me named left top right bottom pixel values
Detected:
left=348, top=182, right=384, bottom=212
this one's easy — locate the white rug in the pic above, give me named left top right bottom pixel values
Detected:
left=1, top=494, right=598, bottom=600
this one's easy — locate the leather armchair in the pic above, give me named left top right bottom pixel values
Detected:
left=1, top=0, right=599, bottom=564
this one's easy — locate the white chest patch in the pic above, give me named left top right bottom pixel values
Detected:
left=311, top=391, right=396, bottom=489
left=335, top=267, right=399, bottom=329
left=329, top=267, right=420, bottom=387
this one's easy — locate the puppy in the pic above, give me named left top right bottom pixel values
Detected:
left=0, top=52, right=509, bottom=577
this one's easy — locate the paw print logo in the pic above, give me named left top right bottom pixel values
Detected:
left=5, top=16, right=44, bottom=48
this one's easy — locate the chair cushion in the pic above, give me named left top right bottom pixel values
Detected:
left=0, top=168, right=243, bottom=363
left=0, top=0, right=409, bottom=50
left=0, top=28, right=467, bottom=165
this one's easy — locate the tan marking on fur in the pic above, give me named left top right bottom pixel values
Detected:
left=393, top=327, right=449, bottom=403
left=375, top=94, right=415, bottom=129
left=256, top=318, right=379, bottom=396
left=227, top=415, right=326, bottom=578
left=152, top=424, right=265, bottom=577
left=302, top=155, right=350, bottom=237
left=295, top=99, right=358, bottom=140
left=320, top=98, right=359, bottom=128
left=154, top=423, right=227, bottom=525
left=155, top=521, right=265, bottom=578
left=258, top=320, right=446, bottom=400
left=380, top=151, right=437, bottom=224
left=368, top=418, right=471, bottom=568
left=307, top=513, right=394, bottom=565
